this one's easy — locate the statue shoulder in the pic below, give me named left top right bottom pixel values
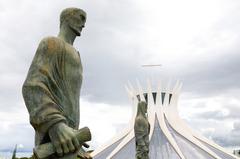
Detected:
left=37, top=36, right=65, bottom=55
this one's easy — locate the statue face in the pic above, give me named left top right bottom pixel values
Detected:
left=69, top=12, right=86, bottom=36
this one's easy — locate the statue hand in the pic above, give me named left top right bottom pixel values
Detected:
left=48, top=122, right=80, bottom=157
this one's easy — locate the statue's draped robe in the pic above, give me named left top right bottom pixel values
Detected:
left=134, top=104, right=150, bottom=159
left=22, top=37, right=82, bottom=145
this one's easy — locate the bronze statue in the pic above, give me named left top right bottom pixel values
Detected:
left=134, top=101, right=150, bottom=159
left=22, top=8, right=92, bottom=159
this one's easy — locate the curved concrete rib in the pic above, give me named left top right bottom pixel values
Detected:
left=106, top=129, right=135, bottom=159
left=147, top=79, right=156, bottom=140
left=172, top=84, right=237, bottom=158
left=156, top=85, right=186, bottom=159
left=106, top=81, right=147, bottom=159
left=92, top=82, right=137, bottom=157
left=171, top=92, right=238, bottom=159
left=136, top=79, right=146, bottom=102
left=127, top=81, right=139, bottom=124
left=192, top=133, right=238, bottom=159
left=92, top=128, right=130, bottom=157
left=164, top=90, right=221, bottom=159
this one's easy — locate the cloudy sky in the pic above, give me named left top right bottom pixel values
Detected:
left=0, top=0, right=240, bottom=154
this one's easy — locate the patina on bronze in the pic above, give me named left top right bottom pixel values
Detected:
left=22, top=8, right=91, bottom=159
left=134, top=101, right=150, bottom=159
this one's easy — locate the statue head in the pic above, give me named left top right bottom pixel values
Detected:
left=60, top=7, right=87, bottom=36
left=137, top=101, right=148, bottom=117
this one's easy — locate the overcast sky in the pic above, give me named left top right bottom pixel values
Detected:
left=0, top=0, right=240, bottom=153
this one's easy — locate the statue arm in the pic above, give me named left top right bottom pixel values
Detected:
left=22, top=38, right=67, bottom=135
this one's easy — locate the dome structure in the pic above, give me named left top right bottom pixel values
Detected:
left=92, top=81, right=238, bottom=159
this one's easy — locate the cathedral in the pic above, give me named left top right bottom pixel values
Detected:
left=92, top=80, right=237, bottom=159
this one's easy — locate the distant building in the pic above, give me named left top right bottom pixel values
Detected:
left=92, top=81, right=238, bottom=159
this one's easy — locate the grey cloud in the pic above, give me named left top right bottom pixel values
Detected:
left=194, top=103, right=240, bottom=121
left=80, top=6, right=240, bottom=104
left=0, top=123, right=34, bottom=151
left=212, top=121, right=240, bottom=147
left=175, top=7, right=240, bottom=97
left=80, top=40, right=240, bottom=105
left=195, top=110, right=227, bottom=120
left=183, top=117, right=236, bottom=147
left=179, top=51, right=240, bottom=96
left=2, top=0, right=240, bottom=107
left=186, top=101, right=240, bottom=147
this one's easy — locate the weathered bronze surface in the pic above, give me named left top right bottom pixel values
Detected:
left=134, top=101, right=150, bottom=159
left=22, top=8, right=91, bottom=159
